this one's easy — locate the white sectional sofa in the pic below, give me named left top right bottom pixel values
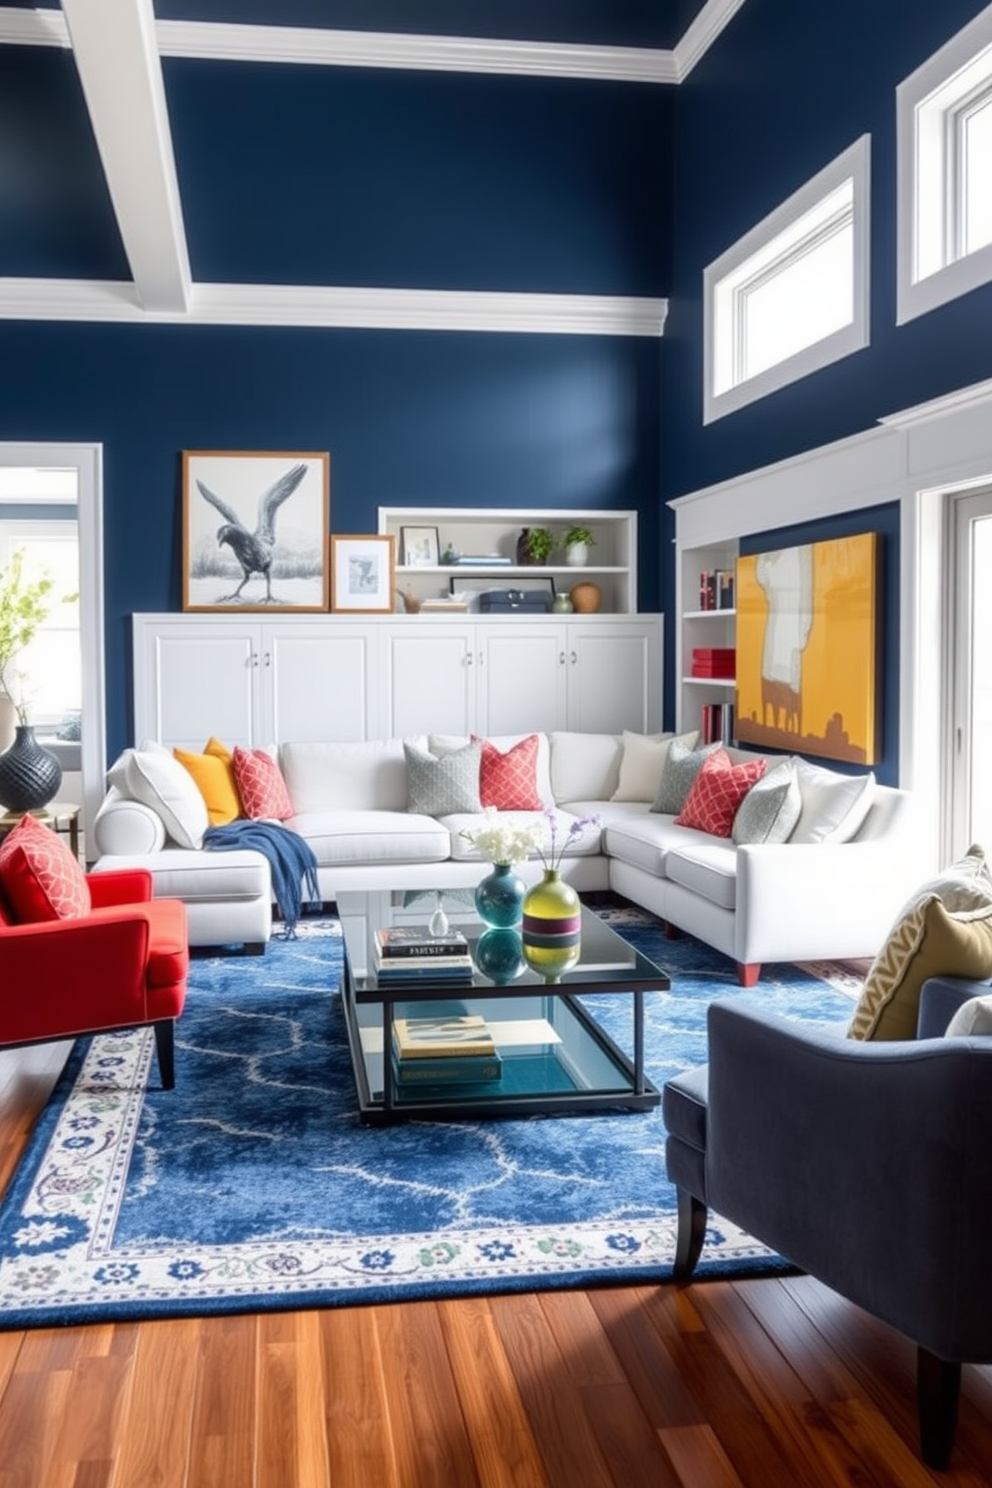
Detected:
left=92, top=730, right=924, bottom=984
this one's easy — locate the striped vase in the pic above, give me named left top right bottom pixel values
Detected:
left=521, top=870, right=581, bottom=982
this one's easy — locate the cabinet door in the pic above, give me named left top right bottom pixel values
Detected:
left=381, top=625, right=476, bottom=738
left=476, top=624, right=568, bottom=736
left=133, top=620, right=260, bottom=747
left=265, top=624, right=380, bottom=742
left=566, top=623, right=661, bottom=734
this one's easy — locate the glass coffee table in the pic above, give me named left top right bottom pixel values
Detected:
left=337, top=888, right=670, bottom=1124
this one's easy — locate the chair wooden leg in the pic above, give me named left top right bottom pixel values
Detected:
left=917, top=1346, right=960, bottom=1469
left=664, top=922, right=682, bottom=940
left=737, top=962, right=761, bottom=987
left=673, top=1188, right=707, bottom=1280
left=153, top=1019, right=176, bottom=1090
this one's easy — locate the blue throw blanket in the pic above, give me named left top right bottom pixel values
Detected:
left=203, top=820, right=321, bottom=938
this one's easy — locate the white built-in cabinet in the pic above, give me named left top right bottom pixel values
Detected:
left=674, top=535, right=739, bottom=740
left=132, top=613, right=663, bottom=747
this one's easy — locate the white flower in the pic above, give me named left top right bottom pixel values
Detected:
left=460, top=808, right=543, bottom=865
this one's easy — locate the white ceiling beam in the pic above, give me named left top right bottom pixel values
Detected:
left=59, top=0, right=190, bottom=312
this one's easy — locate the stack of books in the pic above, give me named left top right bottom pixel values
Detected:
left=698, top=569, right=735, bottom=610
left=691, top=646, right=736, bottom=678
left=391, top=1013, right=503, bottom=1085
left=373, top=925, right=474, bottom=984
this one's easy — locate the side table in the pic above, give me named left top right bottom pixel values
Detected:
left=0, top=802, right=81, bottom=860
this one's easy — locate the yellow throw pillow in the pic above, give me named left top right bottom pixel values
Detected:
left=848, top=896, right=992, bottom=1041
left=173, top=740, right=241, bottom=826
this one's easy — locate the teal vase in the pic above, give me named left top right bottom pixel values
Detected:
left=474, top=927, right=525, bottom=984
left=521, top=870, right=581, bottom=982
left=474, top=862, right=525, bottom=928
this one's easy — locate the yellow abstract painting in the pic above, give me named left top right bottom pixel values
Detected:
left=735, top=532, right=878, bottom=764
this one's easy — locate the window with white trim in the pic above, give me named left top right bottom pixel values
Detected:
left=704, top=137, right=870, bottom=424
left=897, top=1, right=992, bottom=323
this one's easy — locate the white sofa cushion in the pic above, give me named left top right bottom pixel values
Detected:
left=93, top=787, right=168, bottom=856
left=604, top=814, right=712, bottom=878
left=549, top=732, right=621, bottom=804
left=790, top=760, right=876, bottom=844
left=430, top=733, right=554, bottom=806
left=612, top=729, right=699, bottom=802
left=290, top=809, right=450, bottom=867
left=280, top=739, right=422, bottom=813
left=664, top=841, right=738, bottom=911
left=92, top=847, right=270, bottom=903
left=124, top=748, right=209, bottom=850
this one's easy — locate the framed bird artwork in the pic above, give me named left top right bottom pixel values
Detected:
left=182, top=450, right=330, bottom=612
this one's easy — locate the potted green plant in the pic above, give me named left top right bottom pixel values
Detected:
left=563, top=524, right=596, bottom=567
left=517, top=527, right=556, bottom=565
left=0, top=551, right=75, bottom=809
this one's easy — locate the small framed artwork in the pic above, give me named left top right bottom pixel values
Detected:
left=182, top=450, right=330, bottom=612
left=400, top=525, right=440, bottom=568
left=331, top=534, right=396, bottom=613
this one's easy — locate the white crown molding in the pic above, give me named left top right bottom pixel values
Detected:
left=154, top=19, right=677, bottom=84
left=877, top=376, right=992, bottom=429
left=674, top=0, right=749, bottom=81
left=0, top=277, right=667, bottom=336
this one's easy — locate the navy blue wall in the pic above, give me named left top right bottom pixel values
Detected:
left=0, top=323, right=661, bottom=759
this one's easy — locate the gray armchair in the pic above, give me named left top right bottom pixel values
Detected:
left=663, top=976, right=992, bottom=1469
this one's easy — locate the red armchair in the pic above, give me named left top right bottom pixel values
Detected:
left=0, top=868, right=188, bottom=1089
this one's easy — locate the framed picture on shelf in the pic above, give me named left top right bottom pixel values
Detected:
left=331, top=534, right=396, bottom=613
left=182, top=450, right=329, bottom=613
left=400, top=525, right=440, bottom=568
left=448, top=575, right=555, bottom=612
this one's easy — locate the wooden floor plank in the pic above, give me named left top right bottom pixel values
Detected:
left=439, top=1296, right=552, bottom=1488
left=376, top=1300, right=481, bottom=1488
left=319, top=1305, right=398, bottom=1488
left=657, top=1423, right=748, bottom=1488
left=257, top=1309, right=330, bottom=1488
left=489, top=1291, right=617, bottom=1488
left=186, top=1315, right=257, bottom=1488
left=588, top=1285, right=705, bottom=1430
left=108, top=1317, right=200, bottom=1488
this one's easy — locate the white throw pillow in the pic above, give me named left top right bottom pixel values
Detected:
left=124, top=748, right=209, bottom=849
left=945, top=994, right=992, bottom=1037
left=611, top=730, right=699, bottom=803
left=893, top=842, right=992, bottom=922
left=789, top=760, right=876, bottom=845
left=732, top=759, right=802, bottom=845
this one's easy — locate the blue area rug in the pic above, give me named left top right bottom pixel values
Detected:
left=0, top=900, right=861, bottom=1328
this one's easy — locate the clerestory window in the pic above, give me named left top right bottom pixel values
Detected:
left=897, top=1, right=992, bottom=323
left=703, top=136, right=870, bottom=424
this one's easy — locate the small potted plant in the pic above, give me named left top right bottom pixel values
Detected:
left=0, top=550, right=74, bottom=809
left=517, top=527, right=556, bottom=566
left=563, top=524, right=596, bottom=567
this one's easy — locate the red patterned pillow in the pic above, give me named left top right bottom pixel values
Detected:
left=232, top=747, right=294, bottom=821
left=472, top=734, right=543, bottom=811
left=675, top=750, right=767, bottom=838
left=0, top=813, right=91, bottom=922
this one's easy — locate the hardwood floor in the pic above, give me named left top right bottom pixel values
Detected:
left=1, top=1043, right=990, bottom=1488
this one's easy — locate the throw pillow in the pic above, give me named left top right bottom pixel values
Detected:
left=790, top=761, right=876, bottom=845
left=945, top=994, right=992, bottom=1037
left=0, top=813, right=91, bottom=922
left=675, top=750, right=767, bottom=838
left=404, top=741, right=482, bottom=816
left=611, top=729, right=699, bottom=803
left=651, top=739, right=722, bottom=815
left=232, top=746, right=294, bottom=820
left=848, top=897, right=992, bottom=1041
left=472, top=734, right=543, bottom=811
left=892, top=842, right=992, bottom=922
left=173, top=740, right=242, bottom=826
left=732, top=759, right=802, bottom=846
left=124, top=748, right=209, bottom=849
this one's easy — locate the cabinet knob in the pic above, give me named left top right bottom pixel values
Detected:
left=264, top=652, right=271, bottom=667
left=559, top=652, right=566, bottom=665
left=465, top=653, right=473, bottom=666
left=251, top=653, right=259, bottom=668
left=570, top=650, right=577, bottom=665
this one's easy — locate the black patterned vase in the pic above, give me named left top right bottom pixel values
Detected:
left=0, top=726, right=63, bottom=812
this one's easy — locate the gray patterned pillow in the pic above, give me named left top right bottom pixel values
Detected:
left=732, top=759, right=802, bottom=845
left=404, top=741, right=482, bottom=815
left=650, top=740, right=722, bottom=815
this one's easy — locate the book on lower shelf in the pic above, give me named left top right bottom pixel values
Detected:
left=701, top=701, right=736, bottom=746
left=392, top=1013, right=496, bottom=1059
left=375, top=957, right=475, bottom=984
left=391, top=1050, right=503, bottom=1085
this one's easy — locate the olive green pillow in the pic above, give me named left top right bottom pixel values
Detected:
left=848, top=897, right=992, bottom=1041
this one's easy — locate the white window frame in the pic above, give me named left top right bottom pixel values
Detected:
left=897, top=1, right=992, bottom=324
left=703, top=136, right=871, bottom=425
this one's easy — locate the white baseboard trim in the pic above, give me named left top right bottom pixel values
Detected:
left=0, top=277, right=668, bottom=336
